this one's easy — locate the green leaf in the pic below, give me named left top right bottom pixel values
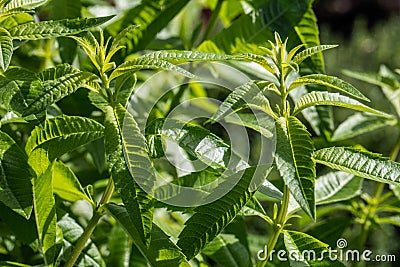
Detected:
left=109, top=57, right=195, bottom=82
left=9, top=15, right=114, bottom=40
left=0, top=28, right=13, bottom=71
left=315, top=171, right=362, bottom=205
left=293, top=8, right=325, bottom=73
left=283, top=230, right=345, bottom=266
left=314, top=147, right=400, bottom=185
left=177, top=165, right=272, bottom=259
left=202, top=234, right=251, bottom=267
left=104, top=104, right=154, bottom=247
left=258, top=179, right=283, bottom=201
left=224, top=112, right=274, bottom=139
left=289, top=80, right=333, bottom=138
left=107, top=0, right=190, bottom=54
left=292, top=45, right=338, bottom=65
left=377, top=215, right=400, bottom=227
left=23, top=64, right=99, bottom=116
left=342, top=69, right=389, bottom=89
left=26, top=115, right=104, bottom=174
left=197, top=0, right=310, bottom=54
left=275, top=116, right=315, bottom=219
left=289, top=74, right=369, bottom=101
left=57, top=214, right=105, bottom=267
left=293, top=91, right=391, bottom=117
left=105, top=224, right=130, bottom=267
left=146, top=118, right=246, bottom=171
left=332, top=113, right=397, bottom=141
left=51, top=0, right=82, bottom=64
left=0, top=262, right=33, bottom=267
left=0, top=202, right=37, bottom=244
left=0, top=131, right=33, bottom=218
left=51, top=161, right=92, bottom=204
left=105, top=203, right=190, bottom=267
left=139, top=50, right=239, bottom=64
left=2, top=0, right=48, bottom=12
left=210, top=81, right=274, bottom=122
left=33, top=163, right=57, bottom=266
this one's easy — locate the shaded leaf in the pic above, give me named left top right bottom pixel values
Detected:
left=332, top=113, right=397, bottom=141
left=107, top=0, right=190, bottom=54
left=315, top=171, right=362, bottom=205
left=57, top=214, right=105, bottom=267
left=177, top=165, right=272, bottom=259
left=106, top=203, right=190, bottom=267
left=210, top=81, right=274, bottom=122
left=202, top=234, right=250, bottom=267
left=0, top=131, right=33, bottom=218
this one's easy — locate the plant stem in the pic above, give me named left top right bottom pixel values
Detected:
left=257, top=186, right=290, bottom=267
left=64, top=178, right=115, bottom=267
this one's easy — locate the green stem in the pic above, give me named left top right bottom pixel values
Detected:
left=64, top=178, right=115, bottom=267
left=257, top=186, right=290, bottom=267
left=202, top=0, right=223, bottom=41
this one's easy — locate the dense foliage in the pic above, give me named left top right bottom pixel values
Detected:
left=0, top=0, right=399, bottom=266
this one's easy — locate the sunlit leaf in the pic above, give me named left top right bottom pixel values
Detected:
left=275, top=116, right=315, bottom=219
left=314, top=147, right=400, bottom=186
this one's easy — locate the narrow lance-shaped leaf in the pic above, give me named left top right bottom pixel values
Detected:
left=33, top=163, right=57, bottom=266
left=177, top=165, right=272, bottom=259
left=107, top=0, right=190, bottom=54
left=289, top=74, right=369, bottom=101
left=314, top=171, right=362, bottom=205
left=109, top=57, right=195, bottom=82
left=2, top=0, right=48, bottom=12
left=139, top=50, right=240, bottom=64
left=293, top=91, right=392, bottom=118
left=105, top=203, right=191, bottom=267
left=0, top=131, right=33, bottom=218
left=331, top=113, right=397, bottom=141
left=314, top=147, right=400, bottom=185
left=283, top=230, right=345, bottom=266
left=275, top=116, right=315, bottom=219
left=209, top=81, right=274, bottom=122
left=0, top=27, right=13, bottom=71
left=202, top=234, right=251, bottom=267
left=26, top=115, right=104, bottom=175
left=292, top=45, right=338, bottom=65
left=9, top=15, right=114, bottom=40
left=104, top=104, right=154, bottom=247
left=289, top=171, right=362, bottom=214
left=23, top=64, right=99, bottom=116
